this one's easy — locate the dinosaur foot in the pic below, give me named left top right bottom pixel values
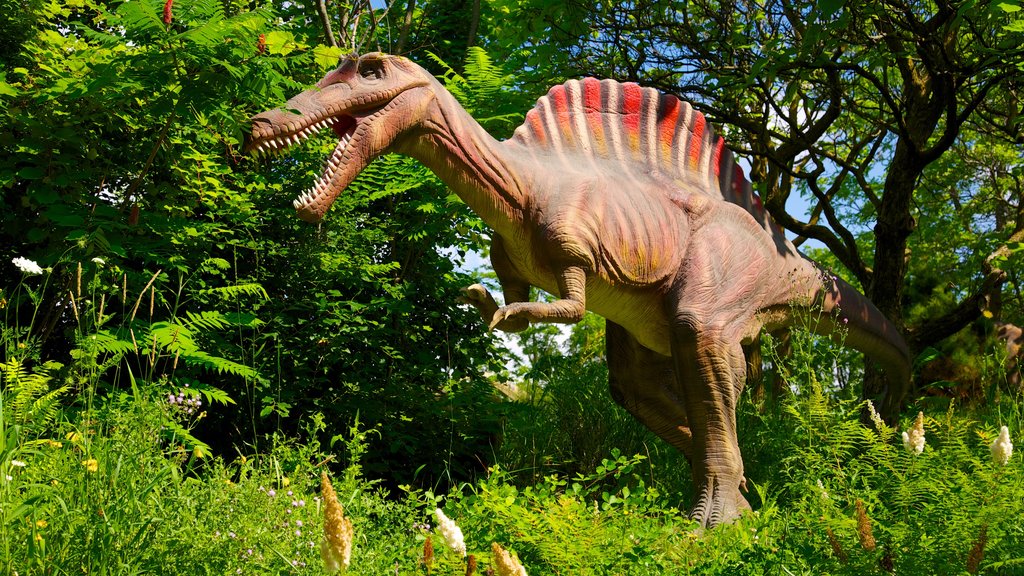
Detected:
left=688, top=477, right=751, bottom=528
left=488, top=303, right=532, bottom=332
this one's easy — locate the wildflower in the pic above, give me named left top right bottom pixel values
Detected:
left=295, top=520, right=303, bottom=527
left=268, top=489, right=276, bottom=497
left=901, top=412, right=926, bottom=455
left=66, top=431, right=82, bottom=443
left=47, top=440, right=62, bottom=448
left=492, top=542, right=527, bottom=576
left=321, top=472, right=353, bottom=574
left=990, top=426, right=1013, bottom=466
left=4, top=475, right=11, bottom=482
left=91, top=257, right=105, bottom=266
left=855, top=499, right=876, bottom=552
left=434, top=508, right=467, bottom=557
left=816, top=479, right=829, bottom=500
left=282, top=477, right=291, bottom=487
left=81, top=459, right=98, bottom=472
left=34, top=533, right=43, bottom=544
left=12, top=257, right=43, bottom=275
left=11, top=460, right=26, bottom=467
left=162, top=0, right=172, bottom=25
left=865, top=400, right=885, bottom=431
left=35, top=520, right=47, bottom=529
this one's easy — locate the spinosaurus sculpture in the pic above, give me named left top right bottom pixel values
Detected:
left=247, top=53, right=911, bottom=527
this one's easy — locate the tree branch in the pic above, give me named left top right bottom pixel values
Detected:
left=316, top=0, right=338, bottom=48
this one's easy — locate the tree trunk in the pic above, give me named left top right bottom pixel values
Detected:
left=863, top=138, right=919, bottom=418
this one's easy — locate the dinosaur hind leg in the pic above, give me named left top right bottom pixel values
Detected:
left=606, top=321, right=693, bottom=459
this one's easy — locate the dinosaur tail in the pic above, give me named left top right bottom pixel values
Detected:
left=804, top=269, right=911, bottom=409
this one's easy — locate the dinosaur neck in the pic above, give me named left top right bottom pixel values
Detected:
left=396, top=84, right=528, bottom=239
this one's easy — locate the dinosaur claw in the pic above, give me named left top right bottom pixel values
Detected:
left=487, top=311, right=505, bottom=331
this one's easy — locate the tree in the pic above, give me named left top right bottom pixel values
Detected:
left=484, top=0, right=1024, bottom=412
left=0, top=0, right=516, bottom=488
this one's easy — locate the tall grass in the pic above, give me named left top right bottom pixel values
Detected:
left=2, top=261, right=1022, bottom=574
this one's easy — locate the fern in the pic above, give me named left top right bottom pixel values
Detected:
left=424, top=48, right=524, bottom=133
left=198, top=283, right=269, bottom=301
left=0, top=359, right=69, bottom=431
left=181, top=350, right=257, bottom=379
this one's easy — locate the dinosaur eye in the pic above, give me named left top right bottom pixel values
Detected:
left=359, top=60, right=384, bottom=81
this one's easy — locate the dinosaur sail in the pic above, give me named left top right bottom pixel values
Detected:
left=511, top=78, right=775, bottom=232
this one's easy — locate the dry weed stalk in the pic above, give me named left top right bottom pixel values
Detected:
left=966, top=524, right=988, bottom=574
left=491, top=542, right=527, bottom=576
left=826, top=527, right=847, bottom=563
left=423, top=535, right=435, bottom=571
left=855, top=499, right=876, bottom=552
left=320, top=471, right=353, bottom=573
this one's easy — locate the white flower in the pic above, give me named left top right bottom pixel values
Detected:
left=433, top=508, right=467, bottom=557
left=866, top=400, right=885, bottom=431
left=91, top=257, right=105, bottom=265
left=12, top=257, right=43, bottom=276
left=10, top=460, right=26, bottom=467
left=991, top=426, right=1013, bottom=466
left=902, top=412, right=926, bottom=455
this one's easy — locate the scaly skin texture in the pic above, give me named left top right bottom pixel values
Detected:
left=247, top=53, right=912, bottom=527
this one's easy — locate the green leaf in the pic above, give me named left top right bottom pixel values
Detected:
left=18, top=166, right=45, bottom=180
left=313, top=45, right=343, bottom=69
left=998, top=2, right=1021, bottom=12
left=0, top=79, right=17, bottom=97
left=264, top=31, right=297, bottom=56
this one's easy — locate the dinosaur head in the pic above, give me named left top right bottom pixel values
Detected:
left=246, top=52, right=433, bottom=222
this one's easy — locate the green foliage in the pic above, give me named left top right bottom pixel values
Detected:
left=1, top=0, right=515, bottom=493
left=0, top=359, right=68, bottom=434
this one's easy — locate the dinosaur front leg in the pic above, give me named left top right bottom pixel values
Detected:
left=671, top=318, right=751, bottom=528
left=489, top=266, right=586, bottom=330
left=458, top=281, right=531, bottom=333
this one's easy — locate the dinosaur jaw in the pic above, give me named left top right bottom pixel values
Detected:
left=247, top=103, right=388, bottom=222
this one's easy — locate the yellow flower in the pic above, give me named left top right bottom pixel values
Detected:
left=282, top=476, right=291, bottom=487
left=81, top=459, right=98, bottom=472
left=35, top=519, right=47, bottom=529
left=47, top=440, right=62, bottom=448
left=34, top=534, right=43, bottom=544
left=66, top=431, right=82, bottom=443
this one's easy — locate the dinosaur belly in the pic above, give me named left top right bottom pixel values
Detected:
left=586, top=281, right=673, bottom=356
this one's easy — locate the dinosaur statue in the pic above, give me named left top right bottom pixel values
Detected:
left=246, top=53, right=911, bottom=527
